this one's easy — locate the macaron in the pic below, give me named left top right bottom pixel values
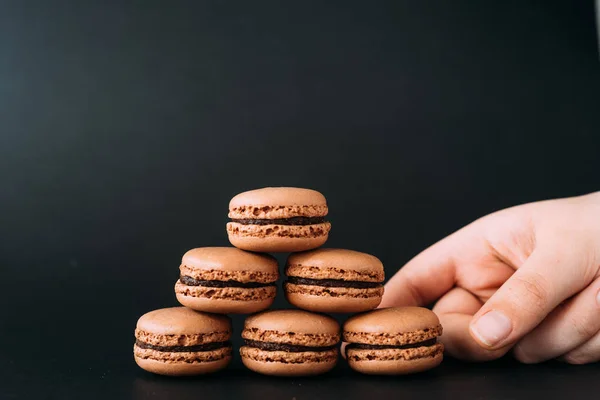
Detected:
left=284, top=248, right=384, bottom=313
left=134, top=307, right=232, bottom=376
left=343, top=307, right=444, bottom=375
left=240, top=309, right=340, bottom=376
left=226, top=187, right=331, bottom=253
left=174, top=247, right=279, bottom=314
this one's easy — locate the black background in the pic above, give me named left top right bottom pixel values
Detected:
left=1, top=1, right=599, bottom=399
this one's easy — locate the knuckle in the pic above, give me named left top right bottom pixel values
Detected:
left=571, top=315, right=597, bottom=340
left=509, top=272, right=552, bottom=314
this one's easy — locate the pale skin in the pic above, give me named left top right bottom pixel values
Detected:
left=380, top=191, right=600, bottom=364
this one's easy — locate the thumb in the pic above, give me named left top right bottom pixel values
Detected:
left=469, top=247, right=591, bottom=350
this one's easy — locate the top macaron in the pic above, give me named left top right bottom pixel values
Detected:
left=226, top=187, right=331, bottom=253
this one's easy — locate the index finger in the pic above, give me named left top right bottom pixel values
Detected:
left=379, top=231, right=461, bottom=308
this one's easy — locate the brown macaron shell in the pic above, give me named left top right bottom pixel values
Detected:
left=285, top=289, right=383, bottom=313
left=175, top=284, right=276, bottom=314
left=227, top=187, right=330, bottom=253
left=346, top=354, right=444, bottom=375
left=227, top=234, right=329, bottom=253
left=284, top=249, right=385, bottom=313
left=135, top=357, right=231, bottom=376
left=240, top=310, right=340, bottom=376
left=228, top=187, right=328, bottom=218
left=174, top=247, right=279, bottom=314
left=240, top=354, right=338, bottom=377
left=343, top=307, right=444, bottom=375
left=134, top=307, right=232, bottom=376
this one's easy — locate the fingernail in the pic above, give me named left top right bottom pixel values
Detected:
left=471, top=310, right=512, bottom=347
left=596, top=289, right=600, bottom=307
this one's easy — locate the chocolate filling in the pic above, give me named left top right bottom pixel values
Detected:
left=230, top=216, right=326, bottom=226
left=345, top=338, right=437, bottom=352
left=135, top=340, right=231, bottom=353
left=180, top=275, right=276, bottom=288
left=286, top=276, right=382, bottom=289
left=244, top=339, right=337, bottom=353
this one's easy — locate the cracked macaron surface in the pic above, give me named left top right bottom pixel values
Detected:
left=133, top=307, right=232, bottom=376
left=226, top=187, right=331, bottom=253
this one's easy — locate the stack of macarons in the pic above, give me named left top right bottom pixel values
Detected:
left=133, top=187, right=443, bottom=377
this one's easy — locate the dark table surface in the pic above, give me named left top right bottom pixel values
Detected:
left=3, top=270, right=600, bottom=400
left=2, top=1, right=599, bottom=399
left=3, top=339, right=600, bottom=399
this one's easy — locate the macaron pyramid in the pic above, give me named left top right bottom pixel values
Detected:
left=133, top=186, right=443, bottom=377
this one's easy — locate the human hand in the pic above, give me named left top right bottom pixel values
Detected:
left=380, top=191, right=600, bottom=364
